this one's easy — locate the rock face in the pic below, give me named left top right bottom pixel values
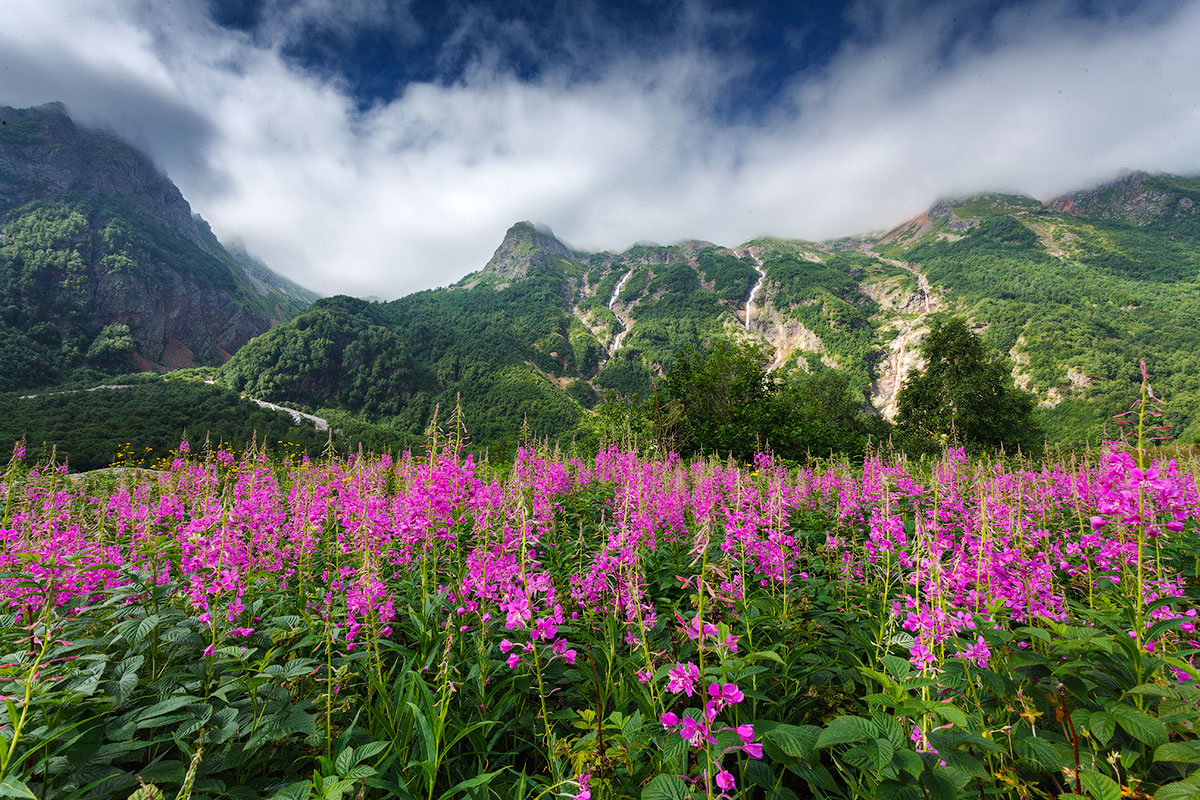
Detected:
left=0, top=103, right=316, bottom=388
left=481, top=222, right=574, bottom=281
left=1048, top=170, right=1200, bottom=226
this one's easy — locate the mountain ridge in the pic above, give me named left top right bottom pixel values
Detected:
left=221, top=168, right=1200, bottom=451
left=0, top=103, right=317, bottom=390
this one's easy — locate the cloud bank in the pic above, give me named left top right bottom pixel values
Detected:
left=1, top=0, right=1198, bottom=298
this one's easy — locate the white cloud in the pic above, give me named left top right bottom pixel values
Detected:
left=1, top=0, right=1199, bottom=299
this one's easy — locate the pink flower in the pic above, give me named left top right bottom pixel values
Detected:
left=715, top=769, right=736, bottom=791
left=742, top=742, right=763, bottom=759
left=506, top=653, right=520, bottom=669
left=666, top=661, right=700, bottom=696
left=661, top=711, right=679, bottom=729
left=735, top=724, right=754, bottom=744
left=679, top=716, right=711, bottom=746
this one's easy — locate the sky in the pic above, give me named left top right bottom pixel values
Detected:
left=1, top=0, right=1199, bottom=299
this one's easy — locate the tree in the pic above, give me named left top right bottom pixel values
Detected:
left=85, top=323, right=135, bottom=369
left=650, top=339, right=889, bottom=461
left=657, top=339, right=777, bottom=460
left=775, top=371, right=890, bottom=458
left=897, top=316, right=1042, bottom=454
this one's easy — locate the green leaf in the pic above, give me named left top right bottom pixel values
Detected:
left=746, top=650, right=785, bottom=665
left=355, top=741, right=389, bottom=762
left=0, top=777, right=37, bottom=799
left=767, top=724, right=820, bottom=760
left=1089, top=711, right=1115, bottom=745
left=343, top=765, right=376, bottom=781
left=406, top=702, right=437, bottom=765
left=843, top=737, right=895, bottom=772
left=1014, top=735, right=1063, bottom=769
left=1147, top=616, right=1190, bottom=642
left=929, top=703, right=967, bottom=727
left=134, top=614, right=161, bottom=645
left=816, top=715, right=876, bottom=748
left=135, top=695, right=195, bottom=725
left=881, top=655, right=912, bottom=681
left=1156, top=742, right=1200, bottom=764
left=1079, top=771, right=1120, bottom=800
left=267, top=781, right=312, bottom=800
left=1017, top=626, right=1052, bottom=643
left=1156, top=779, right=1200, bottom=800
left=1111, top=703, right=1168, bottom=748
left=641, top=773, right=690, bottom=800
left=893, top=748, right=923, bottom=777
left=335, top=746, right=355, bottom=776
left=766, top=789, right=801, bottom=800
left=435, top=769, right=506, bottom=800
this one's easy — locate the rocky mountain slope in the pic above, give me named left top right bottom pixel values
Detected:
left=221, top=170, right=1200, bottom=450
left=0, top=103, right=317, bottom=391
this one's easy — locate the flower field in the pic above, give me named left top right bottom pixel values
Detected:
left=1, top=433, right=1199, bottom=799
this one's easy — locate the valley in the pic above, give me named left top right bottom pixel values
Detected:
left=3, top=103, right=1200, bottom=460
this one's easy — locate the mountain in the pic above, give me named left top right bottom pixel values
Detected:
left=220, top=170, right=1200, bottom=452
left=0, top=102, right=316, bottom=391
left=219, top=220, right=923, bottom=453
left=875, top=172, right=1200, bottom=443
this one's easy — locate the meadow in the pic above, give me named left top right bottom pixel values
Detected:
left=1, top=417, right=1199, bottom=799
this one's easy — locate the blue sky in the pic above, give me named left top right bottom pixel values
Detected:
left=1, top=0, right=1199, bottom=298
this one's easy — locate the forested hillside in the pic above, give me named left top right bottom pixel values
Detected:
left=881, top=173, right=1200, bottom=443
left=219, top=172, right=1200, bottom=454
left=4, top=103, right=1196, bottom=459
left=0, top=103, right=316, bottom=392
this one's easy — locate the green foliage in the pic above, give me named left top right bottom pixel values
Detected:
left=86, top=324, right=135, bottom=369
left=896, top=316, right=1043, bottom=454
left=695, top=251, right=757, bottom=302
left=898, top=191, right=1200, bottom=445
left=220, top=276, right=589, bottom=459
left=593, top=357, right=654, bottom=400
left=0, top=378, right=403, bottom=471
left=657, top=339, right=778, bottom=460
left=0, top=105, right=314, bottom=395
left=646, top=339, right=888, bottom=461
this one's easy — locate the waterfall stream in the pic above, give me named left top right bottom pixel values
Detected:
left=607, top=270, right=634, bottom=353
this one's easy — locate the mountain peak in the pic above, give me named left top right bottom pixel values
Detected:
left=481, top=221, right=574, bottom=281
left=1049, top=170, right=1200, bottom=226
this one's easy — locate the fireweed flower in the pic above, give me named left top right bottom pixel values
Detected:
left=707, top=682, right=744, bottom=712
left=715, top=768, right=736, bottom=791
left=666, top=661, right=700, bottom=696
left=679, top=716, right=712, bottom=746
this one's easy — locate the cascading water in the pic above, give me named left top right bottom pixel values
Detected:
left=744, top=255, right=766, bottom=330
left=607, top=270, right=634, bottom=353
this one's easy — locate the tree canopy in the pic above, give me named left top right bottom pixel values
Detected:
left=897, top=316, right=1043, bottom=454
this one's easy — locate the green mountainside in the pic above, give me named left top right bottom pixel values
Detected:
left=0, top=103, right=316, bottom=392
left=3, top=101, right=1197, bottom=456
left=878, top=172, right=1200, bottom=444
left=221, top=172, right=1200, bottom=453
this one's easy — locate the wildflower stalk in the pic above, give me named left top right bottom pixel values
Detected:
left=0, top=608, right=53, bottom=786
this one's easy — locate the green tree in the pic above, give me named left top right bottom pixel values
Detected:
left=897, top=316, right=1042, bottom=454
left=85, top=322, right=135, bottom=368
left=658, top=339, right=777, bottom=460
left=775, top=371, right=890, bottom=458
